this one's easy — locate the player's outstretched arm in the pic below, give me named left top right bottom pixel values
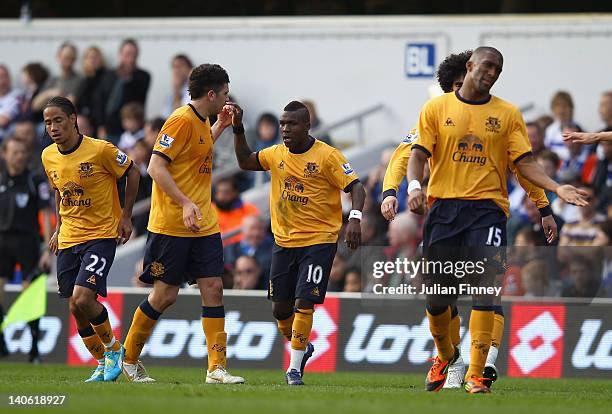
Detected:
left=515, top=155, right=589, bottom=206
left=407, top=147, right=428, bottom=215
left=381, top=143, right=411, bottom=221
left=563, top=131, right=612, bottom=145
left=345, top=181, right=366, bottom=250
left=117, top=165, right=141, bottom=244
left=148, top=154, right=202, bottom=232
left=227, top=102, right=265, bottom=171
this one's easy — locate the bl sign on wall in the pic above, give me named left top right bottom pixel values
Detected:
left=405, top=43, right=436, bottom=78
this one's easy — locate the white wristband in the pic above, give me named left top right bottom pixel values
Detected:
left=349, top=210, right=362, bottom=220
left=408, top=180, right=422, bottom=194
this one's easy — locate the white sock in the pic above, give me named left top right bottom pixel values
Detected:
left=288, top=348, right=305, bottom=373
left=486, top=345, right=499, bottom=365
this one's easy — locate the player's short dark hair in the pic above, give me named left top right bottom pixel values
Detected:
left=283, top=101, right=310, bottom=122
left=437, top=50, right=472, bottom=93
left=173, top=54, right=193, bottom=69
left=188, top=64, right=229, bottom=100
left=44, top=96, right=79, bottom=133
left=472, top=46, right=504, bottom=63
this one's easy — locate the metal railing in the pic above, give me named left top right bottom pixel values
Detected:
left=311, top=103, right=386, bottom=145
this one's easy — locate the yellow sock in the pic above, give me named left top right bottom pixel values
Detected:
left=77, top=325, right=105, bottom=360
left=202, top=306, right=227, bottom=372
left=491, top=313, right=505, bottom=349
left=426, top=307, right=454, bottom=361
left=124, top=301, right=160, bottom=365
left=90, top=307, right=121, bottom=352
left=450, top=312, right=461, bottom=347
left=277, top=314, right=295, bottom=342
left=291, top=308, right=314, bottom=351
left=465, top=309, right=494, bottom=380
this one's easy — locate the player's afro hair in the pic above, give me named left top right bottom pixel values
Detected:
left=436, top=50, right=473, bottom=94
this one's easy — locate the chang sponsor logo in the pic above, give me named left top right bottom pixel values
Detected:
left=282, top=176, right=308, bottom=206
left=452, top=135, right=487, bottom=166
left=60, top=181, right=91, bottom=207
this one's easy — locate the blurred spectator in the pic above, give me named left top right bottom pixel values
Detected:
left=343, top=268, right=362, bottom=293
left=232, top=256, right=264, bottom=290
left=303, top=100, right=333, bottom=146
left=12, top=118, right=43, bottom=174
left=118, top=102, right=145, bottom=150
left=535, top=114, right=554, bottom=133
left=591, top=139, right=612, bottom=213
left=328, top=253, right=347, bottom=292
left=129, top=138, right=153, bottom=235
left=144, top=117, right=165, bottom=148
left=0, top=65, right=22, bottom=143
left=31, top=42, right=82, bottom=113
left=385, top=212, right=420, bottom=287
left=544, top=91, right=583, bottom=161
left=595, top=220, right=612, bottom=297
left=559, top=124, right=597, bottom=183
left=249, top=113, right=280, bottom=151
left=76, top=114, right=94, bottom=137
left=559, top=186, right=606, bottom=246
left=598, top=91, right=612, bottom=133
left=526, top=121, right=545, bottom=156
left=162, top=54, right=193, bottom=118
left=536, top=149, right=560, bottom=204
left=75, top=46, right=108, bottom=131
left=365, top=148, right=394, bottom=206
left=213, top=176, right=259, bottom=246
left=20, top=62, right=49, bottom=124
left=98, top=38, right=151, bottom=143
left=224, top=215, right=273, bottom=281
left=562, top=256, right=601, bottom=298
left=521, top=260, right=559, bottom=297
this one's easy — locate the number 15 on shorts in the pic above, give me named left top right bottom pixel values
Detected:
left=306, top=264, right=323, bottom=284
left=486, top=226, right=502, bottom=247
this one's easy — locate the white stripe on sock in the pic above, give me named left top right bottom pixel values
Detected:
left=104, top=337, right=116, bottom=349
left=486, top=345, right=499, bottom=365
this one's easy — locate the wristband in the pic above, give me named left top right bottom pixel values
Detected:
left=408, top=180, right=422, bottom=194
left=349, top=210, right=362, bottom=220
left=232, top=124, right=245, bottom=134
left=539, top=205, right=553, bottom=218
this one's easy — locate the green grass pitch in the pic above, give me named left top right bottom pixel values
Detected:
left=1, top=363, right=611, bottom=414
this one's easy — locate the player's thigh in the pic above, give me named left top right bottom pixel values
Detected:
left=295, top=243, right=337, bottom=305
left=56, top=246, right=82, bottom=298
left=140, top=232, right=190, bottom=286
left=268, top=243, right=298, bottom=303
left=188, top=232, right=224, bottom=284
left=74, top=239, right=117, bottom=298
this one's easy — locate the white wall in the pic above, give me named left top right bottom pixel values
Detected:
left=1, top=15, right=611, bottom=144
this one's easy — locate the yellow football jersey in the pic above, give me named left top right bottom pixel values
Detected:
left=147, top=104, right=219, bottom=237
left=414, top=91, right=533, bottom=216
left=384, top=122, right=549, bottom=210
left=41, top=135, right=132, bottom=249
left=257, top=139, right=359, bottom=248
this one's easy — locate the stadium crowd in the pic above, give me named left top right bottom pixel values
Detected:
left=0, top=39, right=610, bottom=298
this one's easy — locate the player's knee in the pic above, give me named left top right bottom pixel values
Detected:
left=295, top=298, right=314, bottom=310
left=155, top=294, right=177, bottom=311
left=68, top=297, right=80, bottom=316
left=272, top=302, right=293, bottom=320
left=72, top=292, right=95, bottom=313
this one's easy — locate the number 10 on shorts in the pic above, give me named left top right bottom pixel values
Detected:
left=306, top=264, right=323, bottom=284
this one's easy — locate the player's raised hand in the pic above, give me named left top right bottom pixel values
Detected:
left=49, top=230, right=59, bottom=256
left=381, top=196, right=398, bottom=221
left=117, top=215, right=133, bottom=245
left=224, top=102, right=243, bottom=126
left=541, top=215, right=558, bottom=244
left=345, top=218, right=362, bottom=250
left=408, top=188, right=427, bottom=215
left=556, top=185, right=589, bottom=207
left=562, top=131, right=597, bottom=145
left=182, top=200, right=202, bottom=232
left=216, top=104, right=233, bottom=129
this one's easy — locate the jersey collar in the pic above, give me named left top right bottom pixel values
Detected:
left=58, top=134, right=83, bottom=155
left=188, top=103, right=208, bottom=124
left=455, top=90, right=491, bottom=105
left=289, top=136, right=316, bottom=154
